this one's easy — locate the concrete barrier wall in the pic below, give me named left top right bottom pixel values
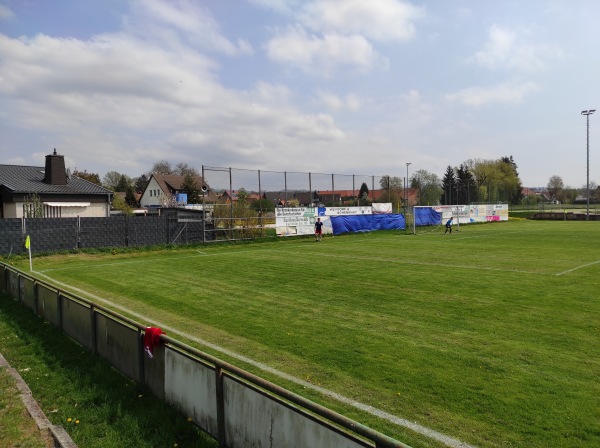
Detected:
left=143, top=343, right=166, bottom=400
left=61, top=297, right=93, bottom=350
left=20, top=276, right=36, bottom=312
left=165, top=348, right=219, bottom=438
left=223, top=376, right=369, bottom=448
left=7, top=269, right=19, bottom=300
left=95, top=313, right=141, bottom=383
left=0, top=266, right=5, bottom=293
left=0, top=263, right=408, bottom=448
left=36, top=285, right=60, bottom=327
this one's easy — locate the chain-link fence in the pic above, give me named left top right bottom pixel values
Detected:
left=200, top=166, right=402, bottom=242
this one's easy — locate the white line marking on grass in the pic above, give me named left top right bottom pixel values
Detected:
left=38, top=244, right=540, bottom=277
left=280, top=250, right=541, bottom=275
left=555, top=260, right=600, bottom=276
left=34, top=271, right=476, bottom=448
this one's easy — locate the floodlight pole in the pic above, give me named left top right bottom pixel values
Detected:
left=582, top=109, right=596, bottom=220
left=405, top=163, right=411, bottom=221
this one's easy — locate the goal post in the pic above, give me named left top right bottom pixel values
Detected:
left=413, top=206, right=443, bottom=234
left=412, top=204, right=509, bottom=234
left=412, top=206, right=462, bottom=234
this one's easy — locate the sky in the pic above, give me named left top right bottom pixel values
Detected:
left=1, top=0, right=599, bottom=190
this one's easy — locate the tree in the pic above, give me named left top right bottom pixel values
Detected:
left=547, top=175, right=564, bottom=201
left=250, top=198, right=275, bottom=213
left=112, top=193, right=133, bottom=215
left=23, top=193, right=44, bottom=218
left=359, top=182, right=370, bottom=205
left=455, top=164, right=477, bottom=205
left=125, top=185, right=138, bottom=207
left=501, top=156, right=524, bottom=205
left=134, top=174, right=149, bottom=193
left=175, top=163, right=199, bottom=177
left=151, top=160, right=173, bottom=175
left=115, top=174, right=132, bottom=192
left=466, top=159, right=500, bottom=203
left=73, top=169, right=101, bottom=185
left=411, top=169, right=442, bottom=205
left=379, top=175, right=403, bottom=191
left=236, top=188, right=248, bottom=206
left=103, top=171, right=124, bottom=191
left=465, top=157, right=523, bottom=204
left=562, top=186, right=578, bottom=204
left=441, top=166, right=457, bottom=205
left=181, top=174, right=200, bottom=204
left=378, top=175, right=403, bottom=207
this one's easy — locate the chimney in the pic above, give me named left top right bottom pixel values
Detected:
left=43, top=148, right=68, bottom=185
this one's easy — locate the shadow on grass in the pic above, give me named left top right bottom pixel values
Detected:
left=0, top=293, right=217, bottom=448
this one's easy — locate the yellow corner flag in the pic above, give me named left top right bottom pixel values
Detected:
left=25, top=235, right=32, bottom=271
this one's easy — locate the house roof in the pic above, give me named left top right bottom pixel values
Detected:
left=151, top=174, right=207, bottom=194
left=0, top=164, right=112, bottom=195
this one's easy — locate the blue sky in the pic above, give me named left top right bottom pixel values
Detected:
left=1, top=0, right=599, bottom=189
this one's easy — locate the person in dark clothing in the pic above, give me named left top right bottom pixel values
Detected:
left=445, top=216, right=453, bottom=234
left=314, top=218, right=323, bottom=241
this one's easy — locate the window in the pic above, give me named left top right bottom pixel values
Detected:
left=44, top=205, right=61, bottom=218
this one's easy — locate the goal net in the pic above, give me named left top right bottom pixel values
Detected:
left=413, top=206, right=444, bottom=235
left=413, top=206, right=467, bottom=235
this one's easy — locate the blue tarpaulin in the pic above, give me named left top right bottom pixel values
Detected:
left=330, top=214, right=405, bottom=235
left=414, top=207, right=442, bottom=226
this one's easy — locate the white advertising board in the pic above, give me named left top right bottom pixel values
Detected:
left=276, top=206, right=379, bottom=236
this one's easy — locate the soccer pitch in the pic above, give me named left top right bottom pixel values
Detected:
left=19, top=220, right=600, bottom=448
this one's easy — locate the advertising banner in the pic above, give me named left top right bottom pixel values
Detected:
left=276, top=206, right=383, bottom=236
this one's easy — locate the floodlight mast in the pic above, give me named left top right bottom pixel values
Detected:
left=581, top=109, right=596, bottom=220
left=405, top=162, right=411, bottom=222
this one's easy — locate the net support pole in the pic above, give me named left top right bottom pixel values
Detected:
left=201, top=165, right=204, bottom=244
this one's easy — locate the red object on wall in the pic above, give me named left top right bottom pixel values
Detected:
left=144, top=327, right=165, bottom=358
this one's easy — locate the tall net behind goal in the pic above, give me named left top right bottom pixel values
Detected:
left=413, top=206, right=446, bottom=235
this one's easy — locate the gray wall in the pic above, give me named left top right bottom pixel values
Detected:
left=0, top=210, right=213, bottom=255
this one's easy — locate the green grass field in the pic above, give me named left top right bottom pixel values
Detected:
left=9, top=219, right=600, bottom=448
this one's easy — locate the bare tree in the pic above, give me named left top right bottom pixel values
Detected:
left=151, top=160, right=174, bottom=175
left=547, top=175, right=564, bottom=201
left=411, top=169, right=442, bottom=205
left=175, top=163, right=199, bottom=177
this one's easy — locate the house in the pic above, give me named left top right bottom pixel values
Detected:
left=0, top=149, right=113, bottom=218
left=139, top=174, right=210, bottom=208
left=219, top=190, right=237, bottom=204
left=217, top=190, right=262, bottom=204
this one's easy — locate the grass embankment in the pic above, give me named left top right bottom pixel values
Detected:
left=0, top=294, right=217, bottom=448
left=0, top=366, right=54, bottom=447
left=4, top=219, right=600, bottom=447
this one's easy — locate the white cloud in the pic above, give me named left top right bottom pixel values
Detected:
left=472, top=24, right=563, bottom=72
left=265, top=25, right=383, bottom=76
left=298, top=0, right=423, bottom=42
left=316, top=91, right=361, bottom=112
left=0, top=20, right=347, bottom=174
left=445, top=81, right=539, bottom=107
left=129, top=0, right=252, bottom=56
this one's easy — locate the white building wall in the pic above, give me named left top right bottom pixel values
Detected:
left=139, top=177, right=165, bottom=208
left=5, top=201, right=109, bottom=218
left=60, top=203, right=108, bottom=218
